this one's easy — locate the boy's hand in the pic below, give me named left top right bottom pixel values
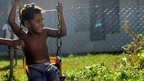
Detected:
left=56, top=1, right=63, bottom=15
left=11, top=40, right=25, bottom=49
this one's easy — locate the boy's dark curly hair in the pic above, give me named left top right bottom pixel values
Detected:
left=20, top=3, right=43, bottom=26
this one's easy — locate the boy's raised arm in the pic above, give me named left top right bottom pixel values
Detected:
left=57, top=2, right=67, bottom=37
left=8, top=0, right=21, bottom=38
left=46, top=2, right=66, bottom=37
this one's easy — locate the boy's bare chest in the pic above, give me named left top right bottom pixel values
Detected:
left=25, top=34, right=47, bottom=50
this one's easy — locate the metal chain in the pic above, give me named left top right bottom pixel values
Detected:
left=56, top=0, right=62, bottom=57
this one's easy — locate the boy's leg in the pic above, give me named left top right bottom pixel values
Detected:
left=51, top=76, right=60, bottom=81
left=27, top=63, right=60, bottom=81
left=45, top=63, right=60, bottom=81
left=27, top=66, right=47, bottom=81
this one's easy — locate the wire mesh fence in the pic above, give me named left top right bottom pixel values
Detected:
left=0, top=0, right=143, bottom=56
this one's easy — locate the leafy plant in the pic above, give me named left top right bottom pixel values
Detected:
left=123, top=19, right=144, bottom=68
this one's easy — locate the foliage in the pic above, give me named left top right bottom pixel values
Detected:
left=63, top=54, right=144, bottom=81
left=123, top=19, right=144, bottom=68
left=65, top=63, right=144, bottom=81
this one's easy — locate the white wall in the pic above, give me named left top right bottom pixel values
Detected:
left=0, top=0, right=143, bottom=55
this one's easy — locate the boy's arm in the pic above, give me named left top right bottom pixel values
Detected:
left=58, top=2, right=67, bottom=37
left=0, top=38, right=11, bottom=45
left=8, top=0, right=21, bottom=38
left=46, top=2, right=66, bottom=37
left=0, top=38, right=25, bottom=48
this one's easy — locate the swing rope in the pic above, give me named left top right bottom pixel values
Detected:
left=18, top=1, right=29, bottom=73
left=55, top=0, right=64, bottom=75
left=56, top=0, right=62, bottom=57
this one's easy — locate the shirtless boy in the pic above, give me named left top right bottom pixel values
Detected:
left=8, top=0, right=66, bottom=81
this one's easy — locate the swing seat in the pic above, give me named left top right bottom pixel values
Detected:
left=50, top=56, right=65, bottom=81
left=50, top=57, right=57, bottom=64
left=50, top=56, right=62, bottom=72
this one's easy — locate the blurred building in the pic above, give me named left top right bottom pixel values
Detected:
left=0, top=0, right=143, bottom=55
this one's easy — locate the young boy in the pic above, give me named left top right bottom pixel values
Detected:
left=8, top=0, right=66, bottom=81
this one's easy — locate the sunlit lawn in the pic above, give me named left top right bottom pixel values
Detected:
left=62, top=53, right=124, bottom=73
left=0, top=53, right=124, bottom=81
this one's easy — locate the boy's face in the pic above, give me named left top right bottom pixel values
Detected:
left=29, top=13, right=44, bottom=34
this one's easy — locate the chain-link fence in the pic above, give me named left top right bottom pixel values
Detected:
left=0, top=0, right=144, bottom=56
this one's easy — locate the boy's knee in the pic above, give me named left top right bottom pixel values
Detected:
left=51, top=76, right=60, bottom=81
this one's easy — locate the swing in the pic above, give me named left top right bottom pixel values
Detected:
left=18, top=0, right=65, bottom=81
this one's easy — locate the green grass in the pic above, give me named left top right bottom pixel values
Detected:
left=0, top=53, right=125, bottom=81
left=0, top=57, right=28, bottom=81
left=62, top=53, right=124, bottom=73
